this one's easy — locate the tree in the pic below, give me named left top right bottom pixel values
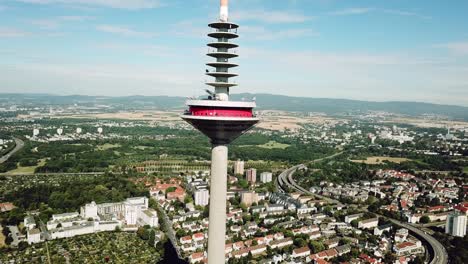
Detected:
left=148, top=229, right=156, bottom=247
left=5, top=235, right=13, bottom=245
left=384, top=252, right=396, bottom=263
left=310, top=241, right=325, bottom=253
left=137, top=227, right=149, bottom=240
left=184, top=196, right=193, bottom=204
left=176, top=229, right=187, bottom=238
left=18, top=241, right=29, bottom=251
left=294, top=237, right=307, bottom=247
left=420, top=215, right=430, bottom=224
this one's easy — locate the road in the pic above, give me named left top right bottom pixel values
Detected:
left=156, top=203, right=183, bottom=259
left=0, top=137, right=25, bottom=164
left=277, top=162, right=448, bottom=264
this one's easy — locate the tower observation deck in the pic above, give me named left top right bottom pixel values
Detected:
left=182, top=0, right=258, bottom=145
left=181, top=0, right=259, bottom=263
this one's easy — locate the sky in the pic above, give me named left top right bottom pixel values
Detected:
left=0, top=0, right=468, bottom=106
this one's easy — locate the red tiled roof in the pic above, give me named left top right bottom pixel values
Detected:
left=396, top=242, right=415, bottom=249
left=294, top=246, right=310, bottom=254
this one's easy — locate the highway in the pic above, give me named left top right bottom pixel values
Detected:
left=0, top=137, right=25, bottom=164
left=276, top=161, right=448, bottom=264
left=386, top=219, right=448, bottom=264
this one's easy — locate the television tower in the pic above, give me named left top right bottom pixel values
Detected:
left=181, top=0, right=258, bottom=263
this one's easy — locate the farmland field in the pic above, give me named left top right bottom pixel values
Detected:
left=350, top=156, right=411, bottom=165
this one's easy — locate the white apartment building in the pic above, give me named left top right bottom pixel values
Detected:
left=358, top=218, right=379, bottom=229
left=138, top=209, right=159, bottom=227
left=234, top=160, right=244, bottom=175
left=345, top=213, right=363, bottom=223
left=27, top=228, right=41, bottom=244
left=260, top=172, right=273, bottom=183
left=446, top=212, right=467, bottom=237
left=194, top=189, right=210, bottom=206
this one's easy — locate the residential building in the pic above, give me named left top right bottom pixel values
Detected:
left=292, top=246, right=311, bottom=258
left=358, top=218, right=379, bottom=229
left=446, top=212, right=467, bottom=237
left=345, top=213, right=363, bottom=223
left=194, top=189, right=210, bottom=206
left=234, top=160, right=245, bottom=175
left=394, top=241, right=424, bottom=256
left=241, top=191, right=259, bottom=207
left=27, top=228, right=41, bottom=244
left=246, top=168, right=257, bottom=184
left=260, top=172, right=273, bottom=183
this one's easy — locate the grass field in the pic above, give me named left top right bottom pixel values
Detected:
left=0, top=226, right=5, bottom=248
left=350, top=156, right=411, bottom=165
left=2, top=159, right=47, bottom=175
left=134, top=146, right=150, bottom=150
left=464, top=167, right=468, bottom=173
left=258, top=141, right=290, bottom=149
left=96, top=143, right=121, bottom=151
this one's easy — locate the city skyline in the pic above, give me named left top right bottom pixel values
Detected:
left=0, top=0, right=468, bottom=106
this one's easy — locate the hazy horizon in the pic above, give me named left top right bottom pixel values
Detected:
left=1, top=0, right=468, bottom=106
left=2, top=91, right=468, bottom=108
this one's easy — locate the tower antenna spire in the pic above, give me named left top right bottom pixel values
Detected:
left=220, top=0, right=229, bottom=22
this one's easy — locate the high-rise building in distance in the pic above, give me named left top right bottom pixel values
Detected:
left=234, top=159, right=245, bottom=175
left=446, top=211, right=467, bottom=237
left=260, top=172, right=273, bottom=183
left=246, top=168, right=257, bottom=184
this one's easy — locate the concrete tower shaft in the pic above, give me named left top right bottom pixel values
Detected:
left=181, top=0, right=258, bottom=263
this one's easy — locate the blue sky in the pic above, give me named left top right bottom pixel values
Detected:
left=0, top=0, right=468, bottom=106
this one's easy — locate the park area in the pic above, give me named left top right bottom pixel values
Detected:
left=258, top=140, right=290, bottom=149
left=0, top=232, right=161, bottom=263
left=350, top=156, right=411, bottom=165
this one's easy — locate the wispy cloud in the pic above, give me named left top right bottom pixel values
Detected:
left=16, top=0, right=163, bottom=10
left=329, top=7, right=430, bottom=19
left=59, top=15, right=94, bottom=21
left=0, top=5, right=7, bottom=11
left=0, top=27, right=30, bottom=37
left=243, top=26, right=318, bottom=41
left=438, top=42, right=468, bottom=56
left=232, top=9, right=311, bottom=24
left=329, top=7, right=374, bottom=16
left=382, top=9, right=431, bottom=20
left=96, top=25, right=156, bottom=38
left=29, top=19, right=60, bottom=30
left=95, top=43, right=172, bottom=57
left=28, top=16, right=93, bottom=30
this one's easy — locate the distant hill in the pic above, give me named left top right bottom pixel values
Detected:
left=1, top=93, right=467, bottom=120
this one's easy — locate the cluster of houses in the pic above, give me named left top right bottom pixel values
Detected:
left=0, top=138, right=13, bottom=152
left=153, top=174, right=430, bottom=264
